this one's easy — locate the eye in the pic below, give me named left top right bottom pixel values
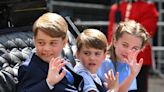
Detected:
left=50, top=41, right=57, bottom=46
left=95, top=52, right=101, bottom=56
left=122, top=43, right=128, bottom=48
left=37, top=41, right=44, bottom=46
left=131, top=47, right=140, bottom=52
left=84, top=52, right=90, bottom=56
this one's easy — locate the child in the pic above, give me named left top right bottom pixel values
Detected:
left=107, top=1, right=158, bottom=91
left=74, top=29, right=119, bottom=92
left=98, top=20, right=150, bottom=92
left=17, top=12, right=83, bottom=92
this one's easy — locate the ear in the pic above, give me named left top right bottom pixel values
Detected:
left=33, top=37, right=36, bottom=46
left=75, top=51, right=80, bottom=59
left=63, top=38, right=68, bottom=47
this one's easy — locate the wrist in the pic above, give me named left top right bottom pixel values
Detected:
left=46, top=79, right=54, bottom=90
left=129, top=73, right=136, bottom=78
left=46, top=78, right=54, bottom=86
left=107, top=89, right=116, bottom=92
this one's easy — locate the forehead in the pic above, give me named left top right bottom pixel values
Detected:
left=118, top=33, right=142, bottom=47
left=35, top=30, right=62, bottom=41
left=80, top=45, right=103, bottom=52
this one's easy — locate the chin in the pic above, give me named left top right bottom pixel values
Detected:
left=40, top=57, right=50, bottom=63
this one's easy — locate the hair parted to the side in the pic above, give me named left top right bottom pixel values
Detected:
left=32, top=12, right=68, bottom=40
left=76, top=29, right=108, bottom=53
left=109, top=20, right=150, bottom=71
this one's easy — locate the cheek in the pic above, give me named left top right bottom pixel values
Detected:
left=79, top=56, right=88, bottom=65
left=115, top=44, right=125, bottom=53
left=52, top=47, right=63, bottom=54
left=97, top=60, right=103, bottom=67
left=35, top=46, right=42, bottom=53
left=96, top=55, right=105, bottom=66
left=115, top=46, right=123, bottom=59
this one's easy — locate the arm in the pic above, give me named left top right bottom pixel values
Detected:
left=17, top=57, right=66, bottom=92
left=17, top=66, right=52, bottom=92
left=46, top=57, right=66, bottom=86
left=104, top=70, right=119, bottom=92
left=118, top=51, right=143, bottom=92
left=74, top=62, right=99, bottom=92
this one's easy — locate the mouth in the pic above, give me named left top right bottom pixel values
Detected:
left=122, top=54, right=128, bottom=60
left=88, top=63, right=96, bottom=66
left=42, top=53, right=53, bottom=57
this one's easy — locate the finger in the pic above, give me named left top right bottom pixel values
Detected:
left=59, top=70, right=66, bottom=79
left=110, top=70, right=115, bottom=80
left=51, top=58, right=65, bottom=72
left=50, top=57, right=60, bottom=70
left=138, top=58, right=143, bottom=66
left=103, top=82, right=108, bottom=88
left=49, top=58, right=54, bottom=68
left=108, top=70, right=112, bottom=80
left=128, top=52, right=135, bottom=64
left=53, top=58, right=64, bottom=69
left=115, top=72, right=119, bottom=81
left=57, top=61, right=66, bottom=71
left=105, top=73, right=109, bottom=80
left=128, top=50, right=136, bottom=60
left=50, top=58, right=56, bottom=70
left=53, top=57, right=62, bottom=65
left=133, top=52, right=138, bottom=63
left=124, top=58, right=129, bottom=65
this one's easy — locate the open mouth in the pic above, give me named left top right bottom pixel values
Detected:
left=88, top=63, right=96, bottom=66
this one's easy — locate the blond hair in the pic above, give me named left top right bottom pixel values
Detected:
left=109, top=20, right=150, bottom=71
left=76, top=29, right=108, bottom=52
left=33, top=12, right=68, bottom=39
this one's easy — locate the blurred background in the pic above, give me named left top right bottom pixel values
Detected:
left=0, top=0, right=164, bottom=92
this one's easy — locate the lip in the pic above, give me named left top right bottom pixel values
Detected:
left=122, top=54, right=128, bottom=59
left=42, top=53, right=53, bottom=56
left=88, top=63, right=96, bottom=66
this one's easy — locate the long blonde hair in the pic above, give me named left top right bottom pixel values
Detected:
left=109, top=20, right=150, bottom=71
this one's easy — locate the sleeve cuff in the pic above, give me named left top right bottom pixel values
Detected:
left=46, top=79, right=54, bottom=90
left=107, top=89, right=115, bottom=92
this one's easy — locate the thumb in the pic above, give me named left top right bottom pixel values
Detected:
left=103, top=82, right=108, bottom=88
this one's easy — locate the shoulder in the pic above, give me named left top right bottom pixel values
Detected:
left=74, top=62, right=86, bottom=73
left=111, top=4, right=118, bottom=11
left=74, top=62, right=91, bottom=78
left=18, top=53, right=34, bottom=73
left=137, top=1, right=156, bottom=9
left=20, top=52, right=34, bottom=67
left=102, top=58, right=113, bottom=67
left=97, top=59, right=114, bottom=78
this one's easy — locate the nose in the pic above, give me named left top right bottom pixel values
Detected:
left=89, top=54, right=95, bottom=60
left=43, top=44, right=51, bottom=51
left=124, top=48, right=132, bottom=55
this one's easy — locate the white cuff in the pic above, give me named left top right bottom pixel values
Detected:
left=46, top=79, right=54, bottom=90
left=107, top=89, right=115, bottom=92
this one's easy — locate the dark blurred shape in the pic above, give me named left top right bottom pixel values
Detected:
left=0, top=0, right=48, bottom=28
left=10, top=0, right=48, bottom=27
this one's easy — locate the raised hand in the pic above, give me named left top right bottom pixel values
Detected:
left=46, top=57, right=67, bottom=86
left=124, top=50, right=143, bottom=77
left=104, top=69, right=119, bottom=92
